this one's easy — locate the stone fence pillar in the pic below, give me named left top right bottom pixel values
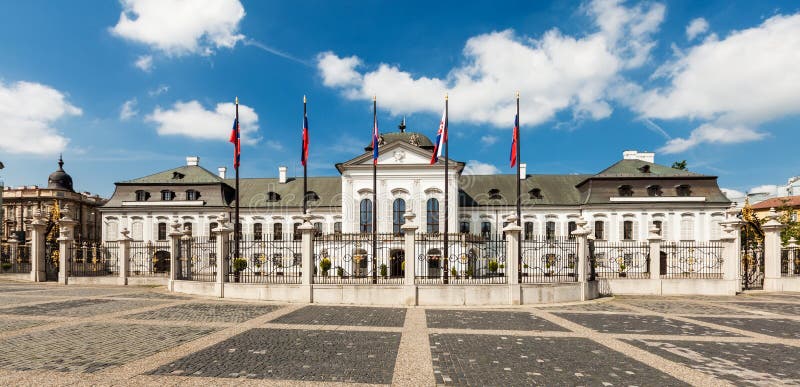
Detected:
left=57, top=204, right=78, bottom=285
left=401, top=212, right=418, bottom=306
left=503, top=215, right=522, bottom=305
left=30, top=210, right=47, bottom=282
left=8, top=235, right=19, bottom=270
left=762, top=208, right=786, bottom=291
left=213, top=213, right=232, bottom=298
left=648, top=225, right=662, bottom=280
left=571, top=217, right=591, bottom=301
left=118, top=228, right=132, bottom=285
left=167, top=220, right=182, bottom=291
left=787, top=238, right=798, bottom=276
left=299, top=215, right=315, bottom=303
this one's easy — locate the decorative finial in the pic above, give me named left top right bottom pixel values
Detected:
left=398, top=116, right=406, bottom=132
left=516, top=91, right=520, bottom=99
left=372, top=95, right=376, bottom=102
left=58, top=154, right=64, bottom=170
left=445, top=93, right=448, bottom=101
left=235, top=96, right=239, bottom=105
left=303, top=95, right=307, bottom=103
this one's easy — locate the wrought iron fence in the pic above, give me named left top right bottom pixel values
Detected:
left=229, top=235, right=302, bottom=283
left=129, top=241, right=171, bottom=277
left=14, top=244, right=32, bottom=273
left=662, top=241, right=724, bottom=279
left=69, top=241, right=118, bottom=277
left=414, top=233, right=507, bottom=284
left=313, top=233, right=404, bottom=284
left=782, top=246, right=799, bottom=277
left=520, top=236, right=578, bottom=283
left=177, top=236, right=216, bottom=282
left=0, top=243, right=29, bottom=273
left=593, top=241, right=650, bottom=279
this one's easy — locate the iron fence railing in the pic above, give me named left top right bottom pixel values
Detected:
left=662, top=241, right=724, bottom=279
left=7, top=244, right=32, bottom=274
left=129, top=240, right=171, bottom=277
left=520, top=236, right=578, bottom=283
left=414, top=233, right=506, bottom=284
left=69, top=241, right=118, bottom=277
left=229, top=236, right=302, bottom=284
left=313, top=233, right=404, bottom=284
left=593, top=241, right=650, bottom=279
left=782, top=246, right=799, bottom=277
left=177, top=237, right=216, bottom=282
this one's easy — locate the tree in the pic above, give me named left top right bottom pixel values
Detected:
left=775, top=199, right=800, bottom=245
left=671, top=160, right=688, bottom=170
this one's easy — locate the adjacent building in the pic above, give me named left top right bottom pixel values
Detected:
left=100, top=124, right=731, bottom=244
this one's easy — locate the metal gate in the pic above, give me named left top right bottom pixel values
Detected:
left=740, top=202, right=764, bottom=290
left=44, top=240, right=59, bottom=281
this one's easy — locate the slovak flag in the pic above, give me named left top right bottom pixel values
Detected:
left=372, top=113, right=379, bottom=164
left=301, top=111, right=309, bottom=167
left=229, top=117, right=240, bottom=169
left=510, top=114, right=519, bottom=167
left=430, top=107, right=447, bottom=164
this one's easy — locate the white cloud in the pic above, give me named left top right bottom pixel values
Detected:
left=146, top=100, right=260, bottom=144
left=119, top=98, right=138, bottom=120
left=148, top=84, right=169, bottom=96
left=317, top=0, right=664, bottom=128
left=0, top=80, right=81, bottom=155
left=685, top=17, right=709, bottom=41
left=134, top=54, right=153, bottom=72
left=463, top=160, right=501, bottom=175
left=265, top=140, right=283, bottom=151
left=720, top=188, right=745, bottom=201
left=749, top=184, right=779, bottom=196
left=480, top=135, right=498, bottom=146
left=637, top=13, right=800, bottom=153
left=110, top=0, right=245, bottom=56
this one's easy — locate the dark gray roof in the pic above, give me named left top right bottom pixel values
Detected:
left=594, top=159, right=704, bottom=178
left=119, top=165, right=226, bottom=185
left=459, top=174, right=590, bottom=206
left=228, top=176, right=341, bottom=208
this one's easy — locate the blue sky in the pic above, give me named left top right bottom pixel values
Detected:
left=1, top=0, right=799, bottom=198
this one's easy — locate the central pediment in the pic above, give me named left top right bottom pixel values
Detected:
left=336, top=141, right=463, bottom=172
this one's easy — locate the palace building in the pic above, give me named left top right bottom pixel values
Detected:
left=99, top=124, right=731, bottom=244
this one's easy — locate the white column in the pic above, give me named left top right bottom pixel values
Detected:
left=118, top=228, right=132, bottom=285
left=30, top=210, right=47, bottom=282
left=503, top=215, right=522, bottom=305
left=787, top=238, right=798, bottom=276
left=299, top=215, right=315, bottom=303
left=213, top=212, right=232, bottom=298
left=762, top=208, right=786, bottom=291
left=57, top=205, right=77, bottom=285
left=648, top=224, right=662, bottom=280
left=401, top=212, right=418, bottom=306
left=167, top=220, right=182, bottom=291
left=571, top=217, right=591, bottom=301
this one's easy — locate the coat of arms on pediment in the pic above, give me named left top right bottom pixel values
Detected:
left=409, top=133, right=420, bottom=146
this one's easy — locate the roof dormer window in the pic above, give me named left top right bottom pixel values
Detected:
left=172, top=172, right=185, bottom=180
left=488, top=188, right=502, bottom=200
left=676, top=184, right=692, bottom=197
left=305, top=191, right=319, bottom=201
left=135, top=190, right=148, bottom=202
left=637, top=165, right=651, bottom=173
left=186, top=189, right=200, bottom=201
left=647, top=185, right=662, bottom=197
left=161, top=190, right=175, bottom=201
left=266, top=191, right=281, bottom=202
left=618, top=185, right=633, bottom=197
left=529, top=188, right=542, bottom=199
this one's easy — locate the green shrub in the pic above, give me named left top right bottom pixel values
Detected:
left=232, top=258, right=248, bottom=272
left=487, top=259, right=499, bottom=273
left=380, top=264, right=387, bottom=277
left=1, top=262, right=12, bottom=271
left=450, top=267, right=457, bottom=276
left=320, top=257, right=332, bottom=274
left=337, top=266, right=344, bottom=277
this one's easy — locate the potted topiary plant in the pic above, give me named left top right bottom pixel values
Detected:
left=1, top=262, right=11, bottom=272
left=488, top=259, right=499, bottom=275
left=401, top=260, right=405, bottom=275
left=380, top=263, right=388, bottom=278
left=544, top=263, right=552, bottom=276
left=522, top=263, right=529, bottom=277
left=320, top=257, right=331, bottom=277
left=618, top=263, right=627, bottom=277
left=465, top=268, right=473, bottom=279
left=337, top=266, right=344, bottom=278
left=233, top=258, right=248, bottom=282
left=450, top=267, right=457, bottom=278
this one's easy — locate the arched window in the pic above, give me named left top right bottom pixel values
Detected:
left=680, top=216, right=695, bottom=240
left=135, top=190, right=148, bottom=201
left=459, top=221, right=470, bottom=234
left=208, top=222, right=218, bottom=237
left=273, top=223, right=283, bottom=240
left=426, top=198, right=439, bottom=234
left=481, top=221, right=491, bottom=238
left=594, top=220, right=605, bottom=240
left=392, top=199, right=406, bottom=235
left=253, top=223, right=263, bottom=240
left=568, top=221, right=577, bottom=239
left=618, top=185, right=633, bottom=197
left=305, top=191, right=319, bottom=201
left=186, top=190, right=200, bottom=201
left=360, top=199, right=373, bottom=233
left=676, top=184, right=692, bottom=197
left=524, top=222, right=534, bottom=239
left=647, top=185, right=662, bottom=197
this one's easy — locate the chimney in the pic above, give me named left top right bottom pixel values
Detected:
left=519, top=163, right=527, bottom=180
left=622, top=150, right=654, bottom=163
left=186, top=156, right=200, bottom=166
left=278, top=166, right=288, bottom=184
left=218, top=167, right=227, bottom=179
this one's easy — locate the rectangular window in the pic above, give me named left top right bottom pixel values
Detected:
left=273, top=223, right=283, bottom=240
left=680, top=217, right=694, bottom=240
left=208, top=222, right=218, bottom=237
left=594, top=221, right=604, bottom=240
left=653, top=220, right=662, bottom=236
left=524, top=222, right=533, bottom=240
left=459, top=221, right=470, bottom=234
left=253, top=223, right=263, bottom=240
left=623, top=220, right=633, bottom=240
left=183, top=222, right=192, bottom=235
left=545, top=221, right=556, bottom=240
left=157, top=222, right=167, bottom=241
left=568, top=221, right=577, bottom=239
left=293, top=223, right=302, bottom=240
left=481, top=222, right=491, bottom=238
left=334, top=222, right=342, bottom=234
left=313, top=222, right=322, bottom=237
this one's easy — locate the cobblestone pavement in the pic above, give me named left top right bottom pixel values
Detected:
left=1, top=279, right=800, bottom=386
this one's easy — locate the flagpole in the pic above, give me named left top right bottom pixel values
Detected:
left=234, top=96, right=240, bottom=262
left=303, top=95, right=308, bottom=215
left=372, top=95, right=378, bottom=285
left=516, top=91, right=521, bottom=283
left=443, top=93, right=449, bottom=285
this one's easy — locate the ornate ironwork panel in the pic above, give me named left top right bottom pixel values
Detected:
left=232, top=235, right=302, bottom=284
left=592, top=241, right=650, bottom=279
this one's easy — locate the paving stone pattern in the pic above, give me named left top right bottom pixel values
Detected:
left=691, top=316, right=800, bottom=339
left=624, top=339, right=800, bottom=386
left=619, top=300, right=753, bottom=315
left=270, top=305, right=406, bottom=327
left=149, top=328, right=401, bottom=384
left=109, top=292, right=192, bottom=300
left=0, top=322, right=215, bottom=373
left=125, top=303, right=278, bottom=323
left=0, top=318, right=46, bottom=331
left=730, top=302, right=800, bottom=316
left=554, top=312, right=738, bottom=336
left=1, top=298, right=160, bottom=317
left=0, top=295, right=53, bottom=307
left=426, top=309, right=568, bottom=331
left=430, top=334, right=688, bottom=386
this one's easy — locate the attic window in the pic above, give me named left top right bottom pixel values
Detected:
left=488, top=188, right=502, bottom=200
left=186, top=189, right=200, bottom=201
left=135, top=190, right=148, bottom=201
left=637, top=165, right=651, bottom=173
left=618, top=185, right=633, bottom=197
left=647, top=185, right=662, bottom=197
left=172, top=172, right=185, bottom=179
left=266, top=191, right=281, bottom=202
left=305, top=191, right=319, bottom=201
left=160, top=190, right=175, bottom=201
left=529, top=188, right=543, bottom=199
left=676, top=184, right=692, bottom=197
